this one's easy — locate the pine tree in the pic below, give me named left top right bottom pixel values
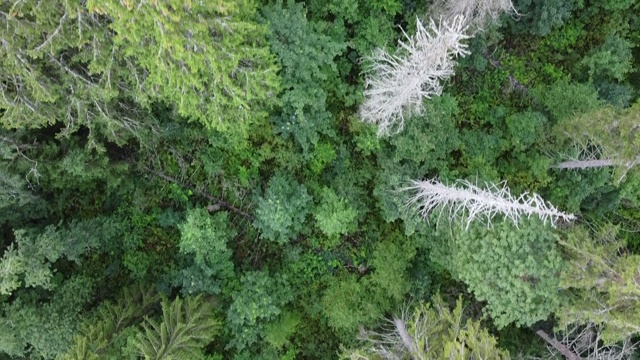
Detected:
left=60, top=285, right=161, bottom=360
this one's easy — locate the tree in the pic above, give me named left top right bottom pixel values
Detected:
left=553, top=101, right=640, bottom=183
left=0, top=0, right=279, bottom=145
left=0, top=276, right=95, bottom=359
left=314, top=187, right=358, bottom=239
left=253, top=174, right=312, bottom=244
left=87, top=0, right=279, bottom=131
left=226, top=271, right=293, bottom=351
left=343, top=295, right=510, bottom=359
left=404, top=178, right=575, bottom=229
left=173, top=209, right=235, bottom=295
left=437, top=219, right=564, bottom=328
left=431, top=0, right=516, bottom=29
left=262, top=0, right=345, bottom=153
left=0, top=217, right=123, bottom=296
left=359, top=16, right=470, bottom=136
left=557, top=225, right=640, bottom=344
left=132, top=295, right=220, bottom=360
left=60, top=285, right=161, bottom=360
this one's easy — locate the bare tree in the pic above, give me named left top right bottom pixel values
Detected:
left=431, top=0, right=517, bottom=30
left=359, top=16, right=470, bottom=137
left=403, top=179, right=575, bottom=229
left=533, top=323, right=637, bottom=360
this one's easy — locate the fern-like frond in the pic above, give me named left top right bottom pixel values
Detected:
left=133, top=295, right=220, bottom=360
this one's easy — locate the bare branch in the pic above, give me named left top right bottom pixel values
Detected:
left=403, top=178, right=575, bottom=229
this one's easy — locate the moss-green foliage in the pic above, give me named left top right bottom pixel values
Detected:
left=253, top=174, right=312, bottom=244
left=322, top=236, right=416, bottom=334
left=0, top=217, right=122, bottom=295
left=263, top=0, right=345, bottom=153
left=314, top=187, right=358, bottom=239
left=511, top=0, right=584, bottom=35
left=581, top=34, right=634, bottom=83
left=443, top=219, right=565, bottom=328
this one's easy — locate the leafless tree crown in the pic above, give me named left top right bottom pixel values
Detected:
left=359, top=16, right=470, bottom=136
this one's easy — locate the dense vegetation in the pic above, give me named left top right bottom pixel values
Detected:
left=0, top=0, right=639, bottom=358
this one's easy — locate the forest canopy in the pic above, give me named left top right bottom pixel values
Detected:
left=1, top=0, right=639, bottom=359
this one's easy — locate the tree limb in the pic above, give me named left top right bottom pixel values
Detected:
left=536, top=330, right=581, bottom=360
left=146, top=169, right=253, bottom=220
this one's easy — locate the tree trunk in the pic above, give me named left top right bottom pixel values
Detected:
left=553, top=159, right=617, bottom=169
left=553, top=156, right=639, bottom=170
left=536, top=330, right=581, bottom=360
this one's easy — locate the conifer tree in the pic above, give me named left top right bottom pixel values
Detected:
left=133, top=296, right=219, bottom=360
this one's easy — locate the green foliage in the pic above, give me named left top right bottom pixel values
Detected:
left=580, top=35, right=634, bottom=82
left=0, top=276, right=95, bottom=359
left=504, top=111, right=547, bottom=152
left=175, top=209, right=235, bottom=295
left=262, top=0, right=345, bottom=152
left=226, top=271, right=293, bottom=351
left=321, top=275, right=382, bottom=333
left=533, top=80, right=602, bottom=122
left=0, top=0, right=278, bottom=144
left=443, top=219, right=565, bottom=328
left=0, top=217, right=122, bottom=295
left=132, top=295, right=220, bottom=360
left=322, top=237, right=416, bottom=333
left=87, top=0, right=279, bottom=132
left=511, top=0, right=584, bottom=35
left=344, top=295, right=510, bottom=359
left=0, top=0, right=150, bottom=145
left=61, top=285, right=161, bottom=360
left=314, top=188, right=358, bottom=239
left=368, top=240, right=416, bottom=303
left=254, top=174, right=312, bottom=244
left=1, top=0, right=638, bottom=358
left=0, top=166, right=38, bottom=214
left=309, top=142, right=338, bottom=174
left=558, top=225, right=640, bottom=344
left=263, top=311, right=301, bottom=350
